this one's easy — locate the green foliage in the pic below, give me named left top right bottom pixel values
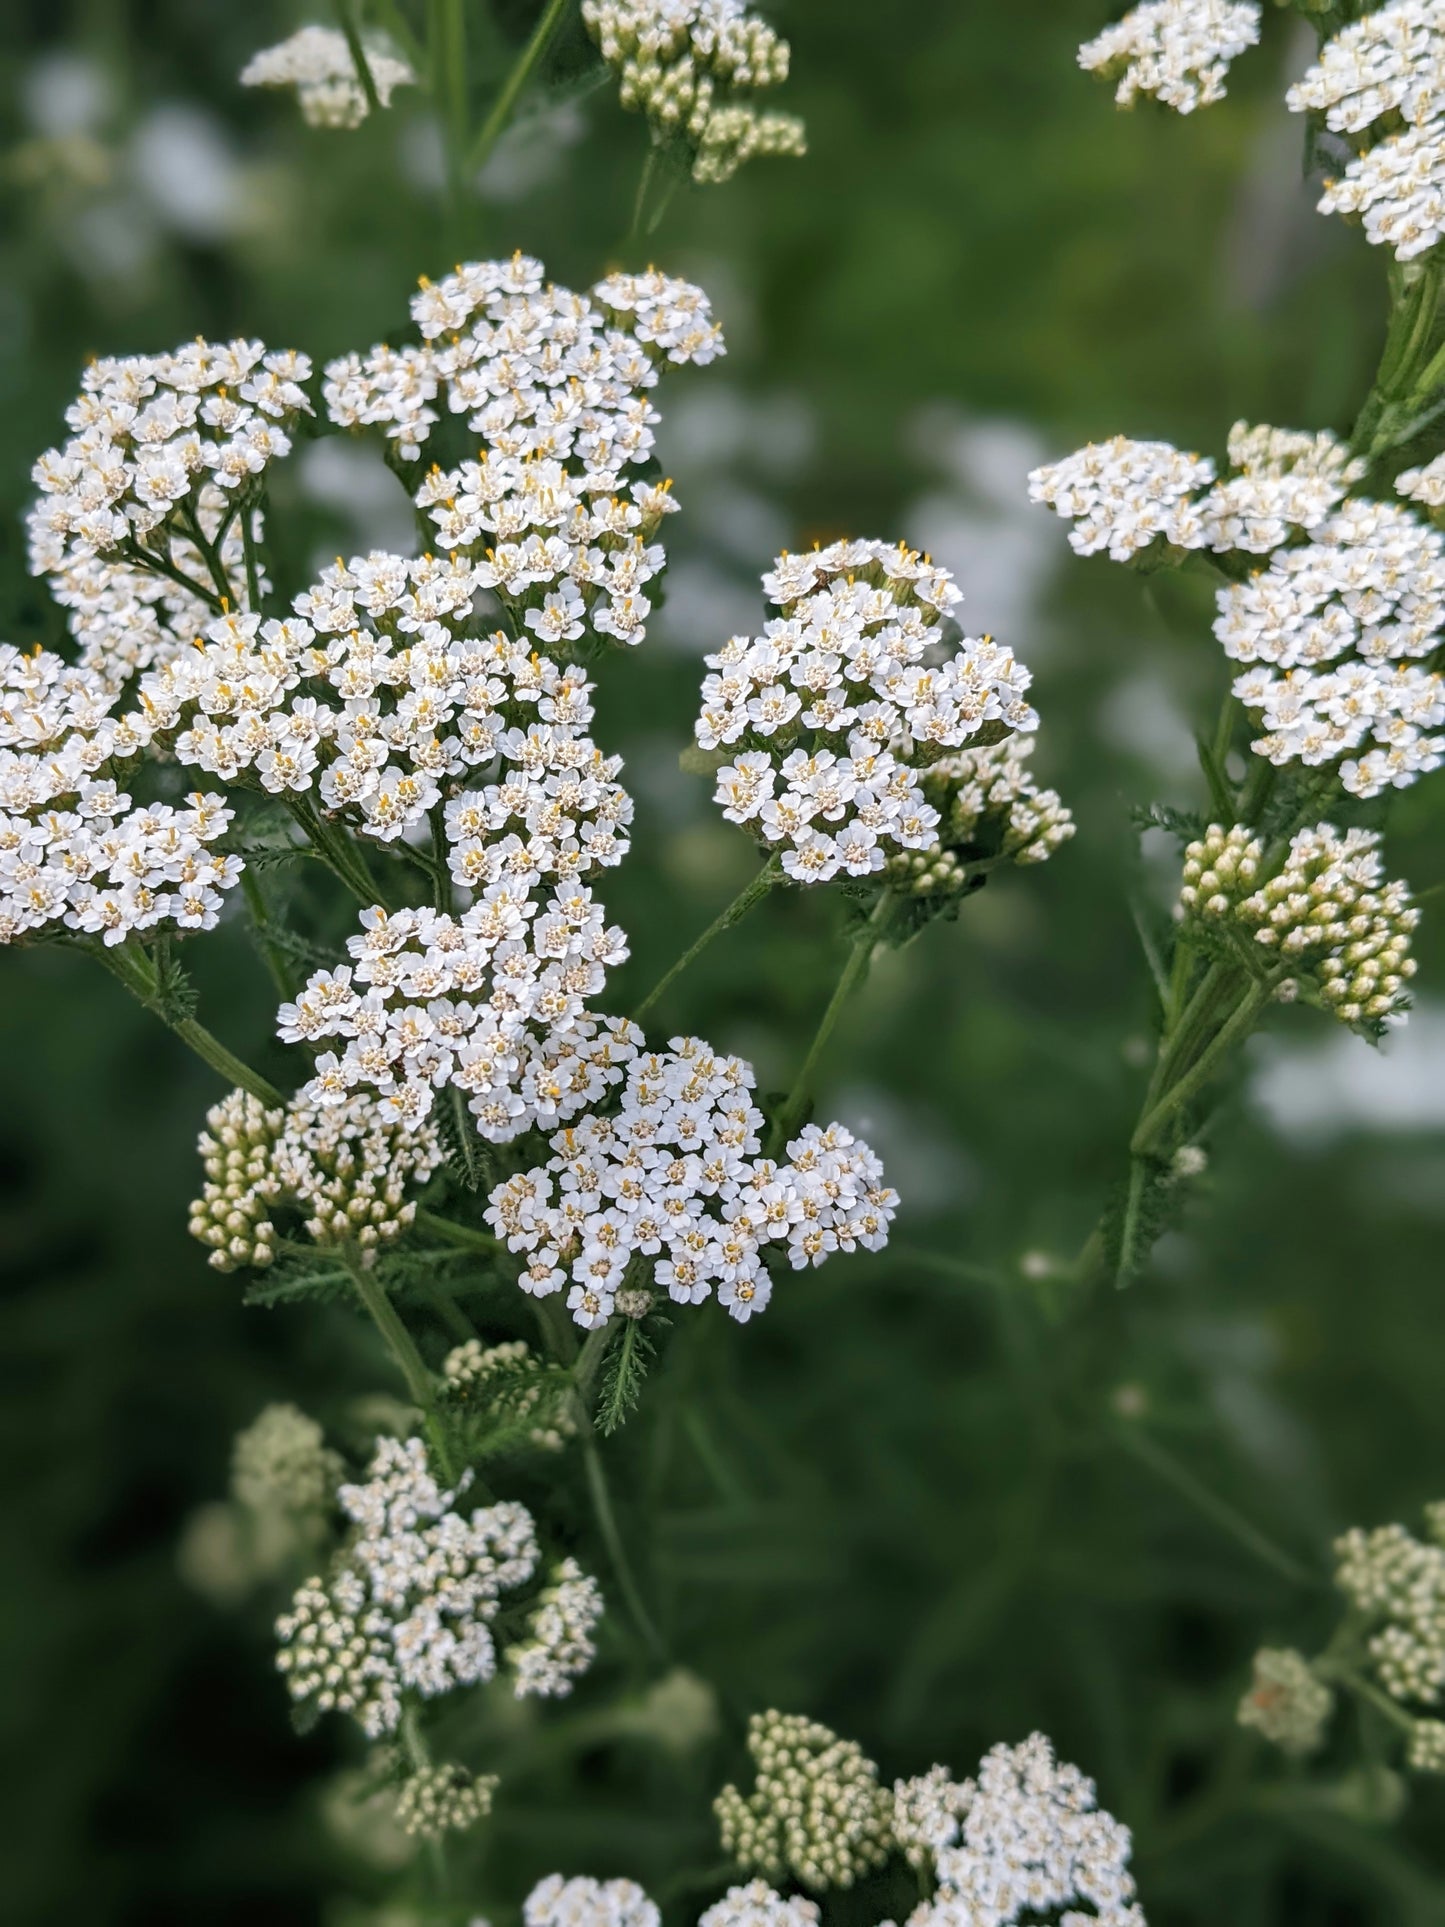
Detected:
left=594, top=1315, right=666, bottom=1436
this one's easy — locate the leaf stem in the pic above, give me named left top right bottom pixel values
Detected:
left=414, top=1206, right=507, bottom=1257
left=334, top=0, right=383, bottom=115
left=630, top=856, right=782, bottom=1023
left=770, top=891, right=898, bottom=1152
left=92, top=942, right=286, bottom=1106
left=467, top=0, right=573, bottom=176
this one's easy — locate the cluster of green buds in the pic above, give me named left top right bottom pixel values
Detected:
left=393, top=1760, right=498, bottom=1841
left=582, top=0, right=805, bottom=184
left=1237, top=1648, right=1335, bottom=1757
left=1178, top=823, right=1418, bottom=1027
left=714, top=1711, right=894, bottom=1889
left=177, top=1401, right=341, bottom=1606
left=441, top=1338, right=576, bottom=1453
left=887, top=735, right=1075, bottom=899
left=189, top=1088, right=443, bottom=1270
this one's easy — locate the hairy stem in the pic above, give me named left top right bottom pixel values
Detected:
left=631, top=856, right=782, bottom=1023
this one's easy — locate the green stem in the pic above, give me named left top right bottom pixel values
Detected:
left=770, top=892, right=897, bottom=1152
left=240, top=869, right=295, bottom=1000
left=241, top=505, right=265, bottom=616
left=466, top=0, right=572, bottom=176
left=342, top=1248, right=460, bottom=1485
left=579, top=1416, right=669, bottom=1663
left=370, top=0, right=426, bottom=69
left=630, top=857, right=782, bottom=1023
left=1130, top=976, right=1276, bottom=1156
left=629, top=141, right=661, bottom=243
left=180, top=503, right=237, bottom=605
left=1112, top=1422, right=1322, bottom=1588
left=401, top=1704, right=451, bottom=1896
left=284, top=797, right=389, bottom=910
left=93, top=943, right=286, bottom=1106
left=118, top=538, right=223, bottom=614
left=414, top=1206, right=507, bottom=1257
left=1324, top=1664, right=1419, bottom=1737
left=334, top=0, right=383, bottom=115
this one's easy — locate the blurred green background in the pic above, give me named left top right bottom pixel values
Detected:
left=2, top=1, right=1443, bottom=1922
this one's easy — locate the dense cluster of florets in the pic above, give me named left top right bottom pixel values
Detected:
left=233, top=1402, right=344, bottom=1519
left=1178, top=823, right=1419, bottom=1028
left=505, top=1557, right=605, bottom=1697
left=582, top=0, right=805, bottom=184
left=524, top=1875, right=660, bottom=1927
left=393, top=1760, right=498, bottom=1840
left=1397, top=451, right=1445, bottom=509
left=1078, top=0, right=1260, bottom=114
left=714, top=1711, right=894, bottom=1889
left=887, top=736, right=1074, bottom=898
left=1335, top=1504, right=1445, bottom=1712
left=240, top=26, right=417, bottom=129
left=277, top=895, right=629, bottom=1141
left=900, top=1734, right=1145, bottom=1927
left=1236, top=1648, right=1335, bottom=1757
left=442, top=1338, right=575, bottom=1451
left=1288, top=0, right=1445, bottom=260
left=188, top=1085, right=443, bottom=1268
left=485, top=1034, right=897, bottom=1328
left=699, top=1883, right=820, bottom=1927
left=699, top=541, right=1038, bottom=885
left=275, top=1436, right=542, bottom=1737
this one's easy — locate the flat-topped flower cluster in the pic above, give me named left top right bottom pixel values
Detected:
left=698, top=540, right=1038, bottom=884
left=485, top=1034, right=897, bottom=1327
left=1078, top=0, right=1260, bottom=114
left=241, top=26, right=416, bottom=129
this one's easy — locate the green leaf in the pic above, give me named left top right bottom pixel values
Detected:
left=243, top=1264, right=352, bottom=1307
left=595, top=1316, right=665, bottom=1436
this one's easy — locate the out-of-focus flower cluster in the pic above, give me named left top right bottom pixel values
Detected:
left=1177, top=823, right=1419, bottom=1028
left=889, top=736, right=1074, bottom=898
left=485, top=1033, right=897, bottom=1327
left=188, top=1085, right=443, bottom=1269
left=1288, top=0, right=1445, bottom=260
left=1336, top=1503, right=1445, bottom=1719
left=178, top=1401, right=343, bottom=1607
left=699, top=1883, right=820, bottom=1927
left=442, top=1338, right=575, bottom=1452
left=1078, top=0, right=1260, bottom=114
left=715, top=1711, right=894, bottom=1889
left=240, top=25, right=417, bottom=129
left=582, top=0, right=805, bottom=183
left=699, top=540, right=1039, bottom=885
left=275, top=1436, right=556, bottom=1737
left=524, top=1875, right=660, bottom=1927
left=505, top=1557, right=605, bottom=1697
left=393, top=1759, right=498, bottom=1839
left=1236, top=1648, right=1336, bottom=1758
left=277, top=898, right=629, bottom=1142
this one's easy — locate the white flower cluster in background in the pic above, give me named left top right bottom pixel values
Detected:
left=278, top=895, right=630, bottom=1141
left=890, top=737, right=1075, bottom=899
left=525, top=1875, right=660, bottom=1927
left=393, top=1760, right=497, bottom=1840
left=699, top=1883, right=820, bottom=1927
left=187, top=1085, right=444, bottom=1270
left=275, top=1436, right=541, bottom=1737
left=1397, top=451, right=1445, bottom=509
left=1236, top=1647, right=1335, bottom=1757
left=324, top=257, right=720, bottom=653
left=892, top=1734, right=1145, bottom=1927
left=142, top=575, right=633, bottom=868
left=1289, top=0, right=1445, bottom=260
left=240, top=26, right=416, bottom=130
left=1178, top=822, right=1419, bottom=1027
left=485, top=1034, right=897, bottom=1328
left=0, top=642, right=242, bottom=946
left=1028, top=423, right=1365, bottom=563
left=1078, top=0, right=1260, bottom=113
left=1219, top=499, right=1445, bottom=796
left=442, top=1338, right=575, bottom=1452
left=1335, top=1503, right=1445, bottom=1711
left=699, top=540, right=1037, bottom=884
left=582, top=0, right=805, bottom=183
left=505, top=1557, right=605, bottom=1697
left=715, top=1711, right=894, bottom=1890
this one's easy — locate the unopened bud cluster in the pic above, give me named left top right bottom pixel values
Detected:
left=233, top=1401, right=343, bottom=1519
left=393, top=1760, right=498, bottom=1840
left=189, top=1086, right=442, bottom=1269
left=1335, top=1504, right=1445, bottom=1711
left=442, top=1338, right=575, bottom=1452
left=1236, top=1648, right=1335, bottom=1757
left=714, top=1711, right=893, bottom=1889
left=582, top=0, right=805, bottom=184
left=888, top=736, right=1074, bottom=897
left=1177, top=824, right=1418, bottom=1028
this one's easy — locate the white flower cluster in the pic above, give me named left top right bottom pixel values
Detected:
left=1335, top=1504, right=1445, bottom=1710
left=393, top=1760, right=497, bottom=1840
left=277, top=898, right=630, bottom=1142
left=485, top=1034, right=897, bottom=1328
left=699, top=1884, right=820, bottom=1927
left=275, top=1436, right=540, bottom=1738
left=582, top=0, right=805, bottom=184
left=0, top=642, right=242, bottom=947
left=895, top=1734, right=1144, bottom=1927
left=442, top=1338, right=575, bottom=1452
left=324, top=257, right=720, bottom=654
left=240, top=26, right=416, bottom=129
left=1410, top=1719, right=1445, bottom=1774
left=1178, top=823, right=1419, bottom=1027
left=715, top=1711, right=895, bottom=1890
left=188, top=1084, right=443, bottom=1269
left=890, top=737, right=1075, bottom=899
left=524, top=1875, right=660, bottom=1927
left=232, top=1402, right=344, bottom=1520
left=699, top=540, right=1037, bottom=885
left=1397, top=451, right=1445, bottom=509
left=892, top=1765, right=974, bottom=1871
left=1288, top=0, right=1445, bottom=260
left=1219, top=498, right=1445, bottom=795
left=1236, top=1647, right=1335, bottom=1757
left=28, top=338, right=311, bottom=607
left=1078, top=0, right=1260, bottom=113
left=1028, top=423, right=1364, bottom=564
left=142, top=578, right=633, bottom=869
left=505, top=1557, right=605, bottom=1698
